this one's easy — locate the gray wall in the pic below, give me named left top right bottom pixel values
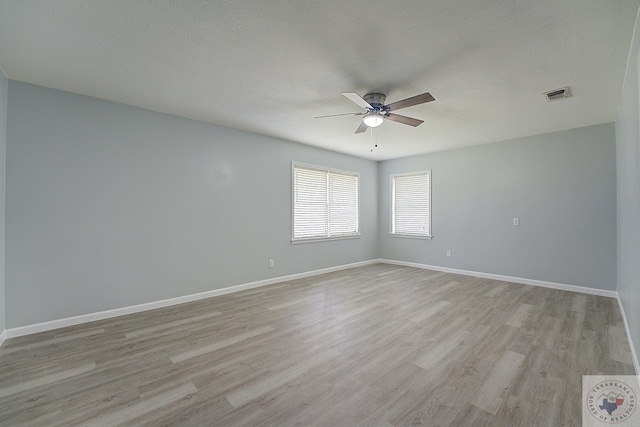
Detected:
left=616, top=8, right=640, bottom=367
left=378, top=123, right=617, bottom=291
left=5, top=81, right=377, bottom=328
left=1, top=79, right=623, bottom=331
left=0, top=72, right=6, bottom=334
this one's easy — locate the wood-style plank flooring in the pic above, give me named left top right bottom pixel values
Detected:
left=0, top=264, right=636, bottom=426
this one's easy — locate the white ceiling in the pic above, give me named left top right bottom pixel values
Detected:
left=0, top=1, right=638, bottom=160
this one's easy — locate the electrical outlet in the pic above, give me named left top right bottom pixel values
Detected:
left=446, top=250, right=452, bottom=258
left=269, top=259, right=274, bottom=268
left=513, top=218, right=520, bottom=226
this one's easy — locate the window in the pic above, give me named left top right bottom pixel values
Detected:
left=292, top=163, right=359, bottom=242
left=391, top=170, right=431, bottom=238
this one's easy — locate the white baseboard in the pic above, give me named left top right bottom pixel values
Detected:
left=0, top=330, right=6, bottom=348
left=617, top=297, right=640, bottom=378
left=5, top=259, right=378, bottom=339
left=377, top=258, right=619, bottom=298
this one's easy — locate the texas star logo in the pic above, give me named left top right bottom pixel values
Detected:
left=586, top=380, right=637, bottom=424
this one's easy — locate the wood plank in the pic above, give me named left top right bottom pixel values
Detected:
left=607, top=325, right=634, bottom=364
left=125, top=312, right=221, bottom=339
left=79, top=382, right=197, bottom=427
left=505, top=303, right=534, bottom=328
left=431, top=280, right=460, bottom=294
left=470, top=351, right=526, bottom=415
left=0, top=363, right=96, bottom=398
left=0, top=329, right=105, bottom=355
left=410, top=300, right=452, bottom=323
left=413, top=328, right=471, bottom=370
left=225, top=348, right=339, bottom=409
left=170, top=326, right=274, bottom=363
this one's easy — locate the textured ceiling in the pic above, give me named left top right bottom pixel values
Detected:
left=0, top=0, right=638, bottom=160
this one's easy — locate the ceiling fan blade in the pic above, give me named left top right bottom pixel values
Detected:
left=385, top=113, right=424, bottom=127
left=314, top=112, right=363, bottom=119
left=355, top=121, right=369, bottom=133
left=384, top=92, right=435, bottom=112
left=342, top=92, right=373, bottom=110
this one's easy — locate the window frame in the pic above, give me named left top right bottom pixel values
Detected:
left=389, top=170, right=432, bottom=239
left=291, top=162, right=361, bottom=244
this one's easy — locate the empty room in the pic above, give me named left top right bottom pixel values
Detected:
left=1, top=1, right=640, bottom=426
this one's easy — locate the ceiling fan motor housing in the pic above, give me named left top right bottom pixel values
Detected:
left=364, top=93, right=387, bottom=112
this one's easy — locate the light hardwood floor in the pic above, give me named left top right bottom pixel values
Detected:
left=0, top=264, right=636, bottom=426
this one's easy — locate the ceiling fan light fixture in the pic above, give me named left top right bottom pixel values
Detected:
left=363, top=113, right=384, bottom=128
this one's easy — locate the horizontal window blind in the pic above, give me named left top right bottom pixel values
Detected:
left=392, top=171, right=431, bottom=237
left=293, top=164, right=359, bottom=240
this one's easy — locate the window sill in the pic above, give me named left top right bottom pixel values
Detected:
left=291, top=234, right=361, bottom=244
left=388, top=233, right=432, bottom=240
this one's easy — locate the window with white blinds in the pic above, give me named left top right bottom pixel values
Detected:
left=391, top=170, right=432, bottom=238
left=292, top=163, right=360, bottom=242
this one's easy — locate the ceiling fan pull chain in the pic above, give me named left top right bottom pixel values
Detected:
left=370, top=127, right=379, bottom=152
left=370, top=127, right=374, bottom=152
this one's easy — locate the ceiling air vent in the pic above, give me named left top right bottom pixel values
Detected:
left=543, top=86, right=571, bottom=102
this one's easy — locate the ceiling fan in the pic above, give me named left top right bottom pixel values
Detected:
left=316, top=91, right=435, bottom=133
